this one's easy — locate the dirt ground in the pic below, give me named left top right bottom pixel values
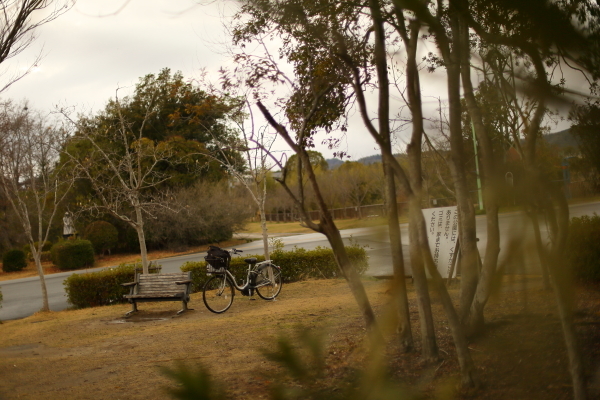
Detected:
left=0, top=277, right=599, bottom=400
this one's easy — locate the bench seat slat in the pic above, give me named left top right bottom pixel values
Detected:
left=137, top=291, right=182, bottom=296
left=125, top=293, right=184, bottom=299
left=139, top=274, right=187, bottom=280
left=138, top=283, right=184, bottom=288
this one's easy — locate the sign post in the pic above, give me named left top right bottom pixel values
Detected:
left=422, top=206, right=459, bottom=279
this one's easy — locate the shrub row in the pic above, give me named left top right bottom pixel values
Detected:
left=2, top=240, right=93, bottom=273
left=566, top=214, right=600, bottom=282
left=181, top=245, right=369, bottom=294
left=63, top=262, right=160, bottom=309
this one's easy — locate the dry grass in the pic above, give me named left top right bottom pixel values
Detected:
left=0, top=278, right=388, bottom=399
left=1, top=276, right=599, bottom=400
left=240, top=217, right=391, bottom=235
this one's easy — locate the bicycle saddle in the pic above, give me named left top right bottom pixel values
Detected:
left=245, top=257, right=257, bottom=264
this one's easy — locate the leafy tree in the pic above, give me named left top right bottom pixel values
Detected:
left=84, top=221, right=118, bottom=255
left=144, top=181, right=253, bottom=249
left=336, top=162, right=380, bottom=218
left=78, top=68, right=243, bottom=188
left=61, top=94, right=185, bottom=275
left=284, top=151, right=328, bottom=178
left=107, top=68, right=238, bottom=144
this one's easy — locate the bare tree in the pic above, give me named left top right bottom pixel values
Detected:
left=0, top=101, right=73, bottom=311
left=61, top=92, right=183, bottom=275
left=0, top=0, right=73, bottom=92
left=206, top=71, right=278, bottom=259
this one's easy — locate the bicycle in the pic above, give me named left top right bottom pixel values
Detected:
left=202, top=246, right=283, bottom=314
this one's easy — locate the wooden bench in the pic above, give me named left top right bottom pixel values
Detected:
left=121, top=272, right=192, bottom=317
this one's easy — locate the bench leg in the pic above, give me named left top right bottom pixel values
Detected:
left=177, top=300, right=189, bottom=315
left=124, top=301, right=138, bottom=317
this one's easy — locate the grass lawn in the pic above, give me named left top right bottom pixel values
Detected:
left=239, top=216, right=393, bottom=235
left=1, top=276, right=599, bottom=399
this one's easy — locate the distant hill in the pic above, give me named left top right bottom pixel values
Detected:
left=544, top=129, right=579, bottom=149
left=326, top=154, right=385, bottom=169
left=326, top=158, right=344, bottom=169
left=325, top=129, right=578, bottom=169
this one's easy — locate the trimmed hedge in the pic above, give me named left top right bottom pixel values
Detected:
left=84, top=221, right=119, bottom=255
left=2, top=249, right=27, bottom=272
left=51, top=239, right=95, bottom=270
left=63, top=262, right=161, bottom=309
left=24, top=241, right=53, bottom=260
left=181, top=245, right=369, bottom=294
left=62, top=244, right=368, bottom=310
left=566, top=214, right=600, bottom=282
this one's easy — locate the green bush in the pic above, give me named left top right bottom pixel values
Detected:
left=566, top=214, right=600, bottom=281
left=181, top=244, right=369, bottom=293
left=40, top=251, right=52, bottom=263
left=23, top=241, right=53, bottom=260
left=51, top=239, right=95, bottom=270
left=2, top=249, right=27, bottom=272
left=84, top=221, right=119, bottom=255
left=63, top=262, right=161, bottom=309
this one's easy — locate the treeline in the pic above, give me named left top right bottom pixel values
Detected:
left=0, top=69, right=254, bottom=260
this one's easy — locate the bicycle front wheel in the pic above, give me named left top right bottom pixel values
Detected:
left=256, top=265, right=282, bottom=300
left=203, top=275, right=234, bottom=313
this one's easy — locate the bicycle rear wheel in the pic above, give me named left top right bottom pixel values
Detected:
left=256, top=265, right=282, bottom=300
left=203, top=275, right=234, bottom=313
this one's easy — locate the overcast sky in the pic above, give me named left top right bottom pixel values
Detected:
left=1, top=0, right=576, bottom=163
left=4, top=1, right=229, bottom=111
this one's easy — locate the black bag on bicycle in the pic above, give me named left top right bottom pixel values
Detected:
left=205, top=246, right=231, bottom=270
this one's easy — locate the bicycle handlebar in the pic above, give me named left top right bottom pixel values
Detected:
left=230, top=248, right=243, bottom=254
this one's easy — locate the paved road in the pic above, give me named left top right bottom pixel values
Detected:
left=1, top=201, right=599, bottom=321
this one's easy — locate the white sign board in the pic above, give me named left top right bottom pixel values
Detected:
left=422, top=206, right=459, bottom=278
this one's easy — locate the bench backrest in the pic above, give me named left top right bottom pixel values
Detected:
left=136, top=272, right=190, bottom=296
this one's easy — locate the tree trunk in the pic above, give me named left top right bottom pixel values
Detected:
left=546, top=183, right=586, bottom=400
left=458, top=15, right=501, bottom=334
left=260, top=211, right=270, bottom=260
left=414, top=208, right=478, bottom=387
left=134, top=204, right=149, bottom=274
left=528, top=210, right=551, bottom=290
left=445, top=50, right=480, bottom=326
left=408, top=201, right=439, bottom=362
left=383, top=158, right=414, bottom=352
left=31, top=247, right=50, bottom=312
left=321, top=220, right=380, bottom=335
left=259, top=186, right=270, bottom=260
left=401, top=16, right=439, bottom=362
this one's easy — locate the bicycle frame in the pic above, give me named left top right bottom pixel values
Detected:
left=212, top=260, right=278, bottom=293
